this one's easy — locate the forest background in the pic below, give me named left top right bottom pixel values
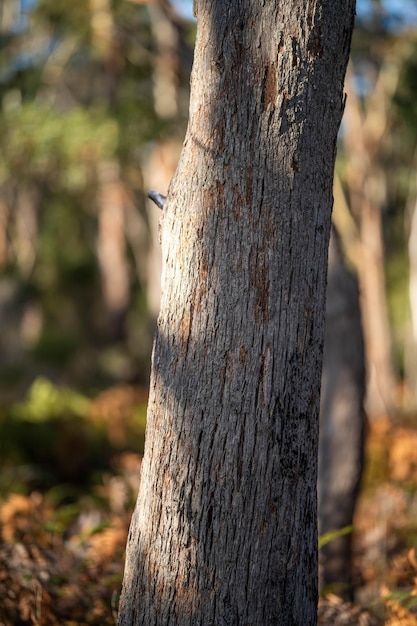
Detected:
left=2, top=0, right=417, bottom=624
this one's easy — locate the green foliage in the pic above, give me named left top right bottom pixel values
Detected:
left=0, top=103, right=119, bottom=188
left=11, top=377, right=90, bottom=422
left=0, top=377, right=147, bottom=493
left=0, top=0, right=193, bottom=389
left=318, top=525, right=354, bottom=550
left=394, top=39, right=417, bottom=143
left=384, top=589, right=417, bottom=611
left=386, top=244, right=410, bottom=378
left=33, top=0, right=91, bottom=38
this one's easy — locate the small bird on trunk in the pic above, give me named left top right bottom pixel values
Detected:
left=147, top=190, right=166, bottom=210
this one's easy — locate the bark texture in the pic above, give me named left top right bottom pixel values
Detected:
left=119, top=1, right=355, bottom=624
left=319, top=228, right=365, bottom=599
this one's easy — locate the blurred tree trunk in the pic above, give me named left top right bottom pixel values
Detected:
left=406, top=185, right=417, bottom=405
left=89, top=0, right=124, bottom=104
left=13, top=186, right=39, bottom=278
left=343, top=64, right=399, bottom=417
left=148, top=2, right=180, bottom=119
left=0, top=186, right=11, bottom=270
left=143, top=0, right=193, bottom=319
left=119, top=1, right=355, bottom=624
left=96, top=161, right=130, bottom=340
left=147, top=0, right=194, bottom=122
left=91, top=0, right=130, bottom=339
left=142, top=140, right=181, bottom=319
left=319, top=227, right=366, bottom=599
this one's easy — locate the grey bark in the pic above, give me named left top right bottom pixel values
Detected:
left=119, top=1, right=355, bottom=625
left=319, top=227, right=366, bottom=599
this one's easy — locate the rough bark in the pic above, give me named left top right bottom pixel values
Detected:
left=119, top=1, right=355, bottom=625
left=319, top=227, right=365, bottom=599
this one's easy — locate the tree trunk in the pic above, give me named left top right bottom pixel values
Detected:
left=406, top=187, right=417, bottom=406
left=96, top=160, right=130, bottom=340
left=343, top=65, right=398, bottom=416
left=319, top=227, right=366, bottom=599
left=142, top=140, right=182, bottom=320
left=13, top=186, right=39, bottom=278
left=119, top=1, right=355, bottom=624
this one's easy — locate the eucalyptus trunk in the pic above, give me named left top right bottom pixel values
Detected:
left=119, top=1, right=355, bottom=624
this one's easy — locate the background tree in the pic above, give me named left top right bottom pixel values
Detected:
left=0, top=0, right=192, bottom=387
left=333, top=6, right=417, bottom=415
left=319, top=227, right=366, bottom=599
left=119, top=1, right=355, bottom=624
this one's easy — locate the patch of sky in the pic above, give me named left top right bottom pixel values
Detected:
left=356, top=0, right=417, bottom=29
left=171, top=0, right=195, bottom=21
left=173, top=0, right=417, bottom=29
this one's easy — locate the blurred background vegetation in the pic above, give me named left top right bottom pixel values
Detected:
left=0, top=0, right=197, bottom=514
left=1, top=0, right=417, bottom=410
left=0, top=0, right=413, bottom=505
left=0, top=0, right=195, bottom=396
left=3, top=0, right=417, bottom=623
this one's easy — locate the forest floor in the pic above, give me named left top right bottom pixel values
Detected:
left=1, top=382, right=417, bottom=625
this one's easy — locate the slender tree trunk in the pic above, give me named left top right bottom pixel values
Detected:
left=319, top=227, right=365, bottom=599
left=96, top=160, right=130, bottom=340
left=359, top=193, right=394, bottom=414
left=0, top=186, right=10, bottom=270
left=13, top=186, right=39, bottom=278
left=406, top=186, right=417, bottom=406
left=148, top=2, right=181, bottom=119
left=143, top=140, right=182, bottom=319
left=343, top=65, right=398, bottom=416
left=119, top=1, right=355, bottom=624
